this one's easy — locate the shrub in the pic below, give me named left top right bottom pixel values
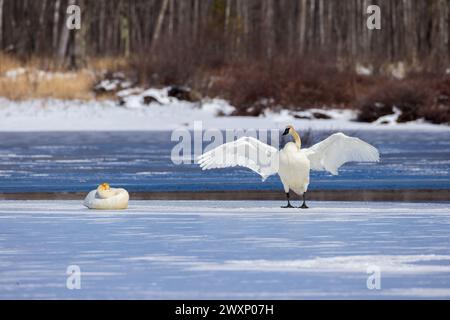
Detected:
left=356, top=81, right=433, bottom=123
left=205, top=55, right=354, bottom=113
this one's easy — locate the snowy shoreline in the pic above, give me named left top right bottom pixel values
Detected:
left=0, top=96, right=449, bottom=132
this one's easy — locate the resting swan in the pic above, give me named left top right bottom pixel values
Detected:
left=84, top=183, right=129, bottom=210
left=198, top=125, right=380, bottom=209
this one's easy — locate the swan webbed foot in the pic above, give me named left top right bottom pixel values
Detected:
left=281, top=192, right=295, bottom=208
left=299, top=193, right=309, bottom=209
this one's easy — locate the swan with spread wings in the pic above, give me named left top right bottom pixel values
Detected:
left=198, top=125, right=380, bottom=209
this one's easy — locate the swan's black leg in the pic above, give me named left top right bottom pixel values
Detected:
left=300, top=193, right=309, bottom=209
left=281, top=193, right=294, bottom=208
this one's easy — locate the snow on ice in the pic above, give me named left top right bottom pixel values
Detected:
left=0, top=200, right=449, bottom=299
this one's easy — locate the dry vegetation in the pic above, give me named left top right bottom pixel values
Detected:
left=0, top=74, right=95, bottom=101
left=0, top=52, right=449, bottom=124
left=355, top=76, right=450, bottom=124
left=128, top=48, right=450, bottom=124
left=0, top=53, right=95, bottom=100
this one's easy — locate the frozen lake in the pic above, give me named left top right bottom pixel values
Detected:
left=0, top=200, right=449, bottom=299
left=0, top=130, right=449, bottom=193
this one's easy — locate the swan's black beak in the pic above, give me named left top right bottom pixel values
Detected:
left=282, top=128, right=290, bottom=136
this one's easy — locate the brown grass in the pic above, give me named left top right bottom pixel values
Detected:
left=0, top=54, right=115, bottom=100
left=0, top=53, right=23, bottom=74
left=0, top=72, right=95, bottom=100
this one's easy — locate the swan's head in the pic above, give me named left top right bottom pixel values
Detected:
left=282, top=125, right=301, bottom=149
left=282, top=125, right=295, bottom=136
left=98, top=183, right=110, bottom=191
left=97, top=183, right=112, bottom=199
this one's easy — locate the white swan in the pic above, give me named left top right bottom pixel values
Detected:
left=198, top=125, right=380, bottom=208
left=84, top=183, right=129, bottom=210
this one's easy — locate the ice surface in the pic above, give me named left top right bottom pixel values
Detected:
left=1, top=130, right=449, bottom=192
left=0, top=200, right=449, bottom=299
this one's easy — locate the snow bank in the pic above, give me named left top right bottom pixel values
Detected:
left=0, top=91, right=448, bottom=131
left=0, top=96, right=235, bottom=132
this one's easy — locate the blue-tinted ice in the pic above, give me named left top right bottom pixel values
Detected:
left=0, top=130, right=449, bottom=193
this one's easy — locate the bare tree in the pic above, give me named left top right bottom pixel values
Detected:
left=150, top=0, right=169, bottom=52
left=168, top=0, right=174, bottom=37
left=263, top=0, right=275, bottom=58
left=298, top=0, right=307, bottom=54
left=225, top=0, right=231, bottom=36
left=0, top=0, right=448, bottom=71
left=57, top=0, right=77, bottom=67
left=0, top=0, right=4, bottom=49
left=52, top=0, right=61, bottom=53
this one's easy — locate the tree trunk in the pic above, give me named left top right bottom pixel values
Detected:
left=130, top=1, right=142, bottom=52
left=0, top=0, right=4, bottom=49
left=308, top=0, right=315, bottom=52
left=57, top=0, right=77, bottom=67
left=168, top=0, right=174, bottom=37
left=52, top=0, right=61, bottom=53
left=298, top=0, right=307, bottom=54
left=150, top=0, right=169, bottom=51
left=318, top=0, right=324, bottom=46
left=264, top=0, right=274, bottom=58
left=98, top=0, right=106, bottom=54
left=36, top=0, right=47, bottom=53
left=193, top=0, right=199, bottom=40
left=225, top=0, right=231, bottom=36
left=439, top=0, right=448, bottom=66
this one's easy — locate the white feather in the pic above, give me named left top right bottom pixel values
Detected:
left=302, top=132, right=380, bottom=175
left=197, top=136, right=279, bottom=181
left=197, top=131, right=380, bottom=199
left=83, top=188, right=129, bottom=210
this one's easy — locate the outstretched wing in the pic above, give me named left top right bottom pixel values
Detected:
left=198, top=136, right=279, bottom=181
left=302, top=132, right=380, bottom=175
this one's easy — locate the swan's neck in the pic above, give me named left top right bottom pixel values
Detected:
left=291, top=130, right=301, bottom=149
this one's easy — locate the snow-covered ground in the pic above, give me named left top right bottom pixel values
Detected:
left=0, top=95, right=448, bottom=132
left=0, top=200, right=449, bottom=299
